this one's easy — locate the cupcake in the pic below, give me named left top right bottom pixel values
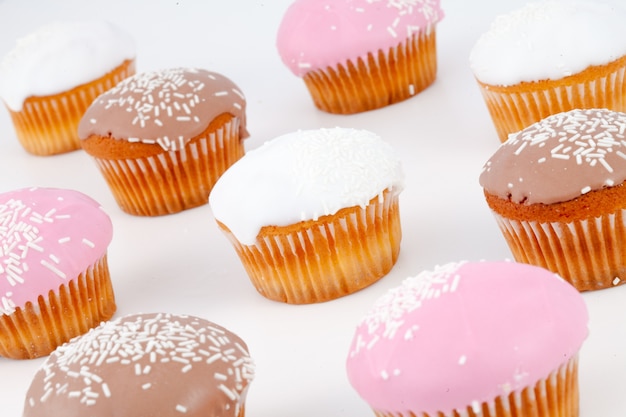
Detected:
left=78, top=68, right=249, bottom=216
left=23, top=312, right=255, bottom=417
left=469, top=0, right=626, bottom=142
left=346, top=261, right=588, bottom=417
left=276, top=0, right=444, bottom=114
left=209, top=127, right=404, bottom=304
left=0, top=20, right=136, bottom=155
left=0, top=187, right=115, bottom=359
left=479, top=108, right=626, bottom=291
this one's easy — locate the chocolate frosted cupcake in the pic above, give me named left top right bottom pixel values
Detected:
left=480, top=108, right=626, bottom=291
left=23, top=313, right=255, bottom=417
left=79, top=68, right=248, bottom=216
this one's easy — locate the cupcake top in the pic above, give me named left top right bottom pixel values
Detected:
left=78, top=68, right=249, bottom=152
left=0, top=187, right=112, bottom=315
left=23, top=312, right=255, bottom=417
left=469, top=0, right=626, bottom=86
left=346, top=261, right=588, bottom=416
left=209, top=127, right=404, bottom=245
left=276, top=0, right=444, bottom=76
left=479, top=108, right=626, bottom=205
left=0, top=20, right=135, bottom=111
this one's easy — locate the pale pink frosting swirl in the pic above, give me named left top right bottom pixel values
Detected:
left=346, top=261, right=588, bottom=415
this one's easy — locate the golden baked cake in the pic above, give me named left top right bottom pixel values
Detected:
left=480, top=108, right=626, bottom=291
left=277, top=0, right=444, bottom=114
left=470, top=0, right=626, bottom=142
left=78, top=68, right=249, bottom=216
left=0, top=20, right=135, bottom=155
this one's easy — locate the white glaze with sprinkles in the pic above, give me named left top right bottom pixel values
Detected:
left=23, top=313, right=255, bottom=417
left=0, top=187, right=112, bottom=315
left=0, top=20, right=135, bottom=111
left=208, top=127, right=404, bottom=245
left=469, top=0, right=626, bottom=86
left=78, top=68, right=248, bottom=152
left=479, top=108, right=626, bottom=205
left=346, top=261, right=588, bottom=415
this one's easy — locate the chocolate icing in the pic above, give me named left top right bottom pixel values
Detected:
left=78, top=68, right=249, bottom=151
left=479, top=109, right=626, bottom=205
left=23, top=313, right=255, bottom=417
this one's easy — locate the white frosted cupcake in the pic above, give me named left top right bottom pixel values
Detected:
left=469, top=0, right=626, bottom=142
left=0, top=20, right=136, bottom=155
left=209, top=127, right=404, bottom=304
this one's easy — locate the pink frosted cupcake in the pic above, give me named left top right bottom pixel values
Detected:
left=0, top=21, right=136, bottom=155
left=346, top=261, right=588, bottom=417
left=0, top=187, right=115, bottom=359
left=277, top=0, right=444, bottom=114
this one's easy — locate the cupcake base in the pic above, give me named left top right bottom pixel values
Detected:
left=217, top=191, right=402, bottom=304
left=476, top=54, right=626, bottom=142
left=85, top=116, right=244, bottom=216
left=492, top=211, right=626, bottom=291
left=372, top=356, right=579, bottom=417
left=6, top=59, right=135, bottom=156
left=0, top=254, right=116, bottom=359
left=303, top=27, right=437, bottom=114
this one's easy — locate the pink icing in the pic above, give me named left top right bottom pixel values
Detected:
left=346, top=261, right=588, bottom=415
left=276, top=0, right=444, bottom=76
left=0, top=187, right=112, bottom=315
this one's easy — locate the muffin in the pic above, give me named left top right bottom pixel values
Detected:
left=209, top=127, right=404, bottom=304
left=479, top=108, right=626, bottom=291
left=346, top=261, right=588, bottom=417
left=0, top=187, right=115, bottom=359
left=78, top=67, right=249, bottom=216
left=0, top=20, right=136, bottom=155
left=469, top=0, right=626, bottom=142
left=23, top=312, right=255, bottom=417
left=276, top=0, right=444, bottom=114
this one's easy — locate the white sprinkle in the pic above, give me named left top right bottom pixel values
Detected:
left=176, top=404, right=188, bottom=413
left=82, top=238, right=95, bottom=248
left=613, top=277, right=621, bottom=285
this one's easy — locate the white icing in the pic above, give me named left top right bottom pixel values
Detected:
left=469, top=0, right=626, bottom=86
left=0, top=20, right=135, bottom=111
left=209, top=127, right=404, bottom=245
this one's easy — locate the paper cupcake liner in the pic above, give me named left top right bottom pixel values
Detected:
left=373, top=355, right=579, bottom=417
left=476, top=55, right=626, bottom=142
left=218, top=192, right=402, bottom=304
left=6, top=59, right=136, bottom=156
left=91, top=118, right=244, bottom=216
left=0, top=253, right=116, bottom=359
left=492, top=210, right=626, bottom=291
left=303, top=27, right=437, bottom=114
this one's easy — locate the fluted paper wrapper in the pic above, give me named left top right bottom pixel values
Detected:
left=492, top=211, right=626, bottom=291
left=372, top=356, right=579, bottom=417
left=91, top=118, right=244, bottom=216
left=476, top=56, right=626, bottom=142
left=0, top=254, right=116, bottom=359
left=218, top=193, right=401, bottom=304
left=303, top=27, right=438, bottom=114
left=6, top=59, right=135, bottom=156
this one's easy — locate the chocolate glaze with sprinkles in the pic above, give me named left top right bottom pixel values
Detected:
left=78, top=68, right=248, bottom=152
left=479, top=108, right=626, bottom=205
left=23, top=313, right=255, bottom=417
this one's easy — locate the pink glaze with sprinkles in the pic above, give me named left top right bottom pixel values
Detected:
left=276, top=0, right=444, bottom=76
left=346, top=261, right=588, bottom=415
left=0, top=187, right=112, bottom=315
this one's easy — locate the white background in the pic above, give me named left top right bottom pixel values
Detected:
left=0, top=0, right=625, bottom=415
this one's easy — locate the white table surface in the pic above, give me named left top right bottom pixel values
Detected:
left=0, top=0, right=624, bottom=415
